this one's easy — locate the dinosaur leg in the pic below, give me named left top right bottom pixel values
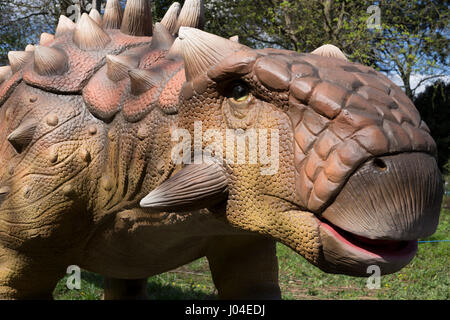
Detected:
left=206, top=235, right=281, bottom=300
left=0, top=246, right=64, bottom=299
left=103, top=277, right=149, bottom=300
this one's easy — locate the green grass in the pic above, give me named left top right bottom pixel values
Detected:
left=53, top=208, right=449, bottom=300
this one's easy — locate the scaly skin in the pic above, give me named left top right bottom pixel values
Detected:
left=0, top=1, right=442, bottom=299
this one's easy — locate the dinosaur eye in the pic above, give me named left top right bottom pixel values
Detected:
left=231, top=83, right=250, bottom=102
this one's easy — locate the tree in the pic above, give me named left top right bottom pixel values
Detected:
left=414, top=80, right=450, bottom=174
left=0, top=0, right=57, bottom=65
left=372, top=0, right=449, bottom=99
left=206, top=0, right=378, bottom=65
left=0, top=0, right=95, bottom=65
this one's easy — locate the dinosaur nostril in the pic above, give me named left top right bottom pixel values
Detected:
left=373, top=158, right=387, bottom=171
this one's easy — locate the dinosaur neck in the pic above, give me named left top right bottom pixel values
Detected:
left=92, top=51, right=186, bottom=217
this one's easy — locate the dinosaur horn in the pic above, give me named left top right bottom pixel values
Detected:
left=121, top=0, right=152, bottom=36
left=166, top=37, right=183, bottom=60
left=33, top=46, right=69, bottom=77
left=140, top=160, right=228, bottom=212
left=160, top=2, right=181, bottom=35
left=89, top=8, right=103, bottom=26
left=175, top=0, right=205, bottom=34
left=311, top=44, right=348, bottom=61
left=8, top=51, right=33, bottom=73
left=103, top=0, right=123, bottom=29
left=151, top=23, right=175, bottom=50
left=0, top=66, right=12, bottom=85
left=55, top=15, right=76, bottom=37
left=229, top=35, right=239, bottom=43
left=40, top=33, right=55, bottom=46
left=73, top=13, right=111, bottom=51
left=8, top=118, right=38, bottom=153
left=25, top=45, right=35, bottom=52
left=177, top=27, right=248, bottom=81
left=128, top=68, right=161, bottom=96
left=106, top=54, right=139, bottom=82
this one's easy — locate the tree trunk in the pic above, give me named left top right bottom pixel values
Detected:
left=402, top=73, right=414, bottom=100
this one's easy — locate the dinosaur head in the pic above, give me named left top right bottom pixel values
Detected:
left=141, top=28, right=443, bottom=276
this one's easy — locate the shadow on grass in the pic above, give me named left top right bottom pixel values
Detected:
left=75, top=271, right=217, bottom=300
left=81, top=271, right=104, bottom=287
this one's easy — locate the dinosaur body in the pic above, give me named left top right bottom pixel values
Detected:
left=0, top=0, right=443, bottom=299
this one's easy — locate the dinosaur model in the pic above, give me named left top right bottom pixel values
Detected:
left=0, top=0, right=443, bottom=299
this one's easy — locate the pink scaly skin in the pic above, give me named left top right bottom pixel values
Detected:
left=0, top=1, right=442, bottom=299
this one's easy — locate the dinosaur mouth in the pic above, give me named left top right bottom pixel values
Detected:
left=306, top=152, right=441, bottom=276
left=318, top=218, right=417, bottom=258
left=316, top=216, right=418, bottom=276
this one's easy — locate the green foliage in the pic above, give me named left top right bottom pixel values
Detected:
left=414, top=80, right=450, bottom=174
left=206, top=0, right=377, bottom=66
left=370, top=0, right=449, bottom=99
left=0, top=0, right=92, bottom=65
